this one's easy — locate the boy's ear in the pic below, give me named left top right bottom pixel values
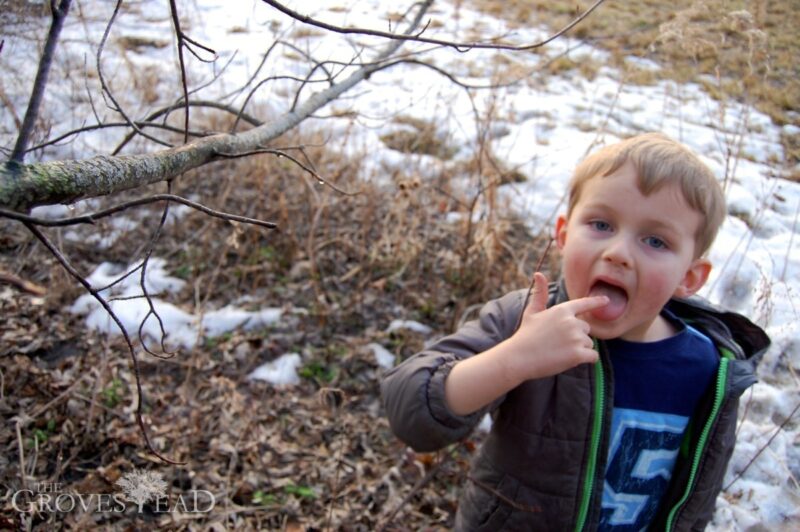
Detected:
left=555, top=214, right=568, bottom=249
left=674, top=258, right=712, bottom=298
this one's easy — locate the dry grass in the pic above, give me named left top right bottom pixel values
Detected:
left=157, top=124, right=543, bottom=334
left=467, top=0, right=800, bottom=166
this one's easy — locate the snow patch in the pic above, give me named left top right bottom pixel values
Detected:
left=386, top=319, right=433, bottom=335
left=248, top=353, right=302, bottom=386
left=368, top=343, right=395, bottom=369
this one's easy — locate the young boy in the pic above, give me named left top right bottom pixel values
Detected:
left=381, top=133, right=770, bottom=531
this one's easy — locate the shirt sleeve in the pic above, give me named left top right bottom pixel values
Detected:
left=380, top=290, right=525, bottom=452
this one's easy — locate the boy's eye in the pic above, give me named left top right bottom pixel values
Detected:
left=644, top=236, right=668, bottom=250
left=589, top=220, right=612, bottom=232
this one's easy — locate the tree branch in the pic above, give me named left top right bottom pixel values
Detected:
left=114, top=100, right=263, bottom=155
left=0, top=193, right=278, bottom=229
left=262, top=0, right=607, bottom=52
left=96, top=0, right=171, bottom=149
left=22, top=222, right=184, bottom=465
left=0, top=1, right=431, bottom=212
left=168, top=0, right=217, bottom=144
left=10, top=0, right=72, bottom=163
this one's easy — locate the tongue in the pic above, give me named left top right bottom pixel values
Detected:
left=588, top=282, right=627, bottom=321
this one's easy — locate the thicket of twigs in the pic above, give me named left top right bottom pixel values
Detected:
left=0, top=108, right=553, bottom=528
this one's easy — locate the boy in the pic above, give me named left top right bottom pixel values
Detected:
left=381, top=133, right=770, bottom=530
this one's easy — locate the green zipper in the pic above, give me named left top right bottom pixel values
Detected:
left=575, top=354, right=605, bottom=531
left=665, top=357, right=730, bottom=530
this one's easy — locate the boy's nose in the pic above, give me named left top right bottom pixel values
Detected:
left=602, top=237, right=632, bottom=268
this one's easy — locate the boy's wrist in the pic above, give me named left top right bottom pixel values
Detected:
left=444, top=340, right=529, bottom=416
left=494, top=337, right=536, bottom=387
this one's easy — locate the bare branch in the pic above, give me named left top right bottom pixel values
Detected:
left=262, top=0, right=607, bottom=52
left=9, top=0, right=72, bottom=163
left=96, top=0, right=171, bottom=149
left=0, top=271, right=47, bottom=295
left=724, top=399, right=800, bottom=492
left=1, top=0, right=431, bottom=212
left=214, top=147, right=357, bottom=196
left=219, top=39, right=282, bottom=102
left=0, top=194, right=278, bottom=229
left=169, top=0, right=192, bottom=144
left=380, top=58, right=524, bottom=90
left=231, top=74, right=327, bottom=134
left=289, top=47, right=364, bottom=113
left=114, top=100, right=263, bottom=155
left=28, top=121, right=213, bottom=153
left=22, top=222, right=184, bottom=465
left=137, top=183, right=179, bottom=359
left=378, top=449, right=453, bottom=530
left=167, top=1, right=217, bottom=144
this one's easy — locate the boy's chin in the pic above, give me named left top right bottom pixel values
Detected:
left=587, top=317, right=639, bottom=341
left=589, top=315, right=670, bottom=342
left=588, top=327, right=619, bottom=341
left=586, top=316, right=621, bottom=339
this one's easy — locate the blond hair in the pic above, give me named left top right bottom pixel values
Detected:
left=567, top=133, right=725, bottom=257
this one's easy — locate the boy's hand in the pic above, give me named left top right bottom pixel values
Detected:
left=508, top=272, right=608, bottom=381
left=443, top=272, right=609, bottom=416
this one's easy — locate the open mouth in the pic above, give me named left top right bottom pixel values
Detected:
left=587, top=280, right=628, bottom=321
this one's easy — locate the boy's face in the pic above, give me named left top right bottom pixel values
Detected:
left=556, top=162, right=711, bottom=342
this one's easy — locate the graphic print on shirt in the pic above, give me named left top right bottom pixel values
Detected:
left=599, top=408, right=689, bottom=530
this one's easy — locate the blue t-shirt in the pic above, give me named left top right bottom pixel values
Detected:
left=599, top=311, right=719, bottom=531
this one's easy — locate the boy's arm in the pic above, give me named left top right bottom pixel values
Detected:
left=444, top=273, right=607, bottom=415
left=381, top=273, right=607, bottom=451
left=381, top=289, right=528, bottom=452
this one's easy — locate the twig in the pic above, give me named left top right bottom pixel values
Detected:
left=164, top=0, right=217, bottom=147
left=724, top=398, right=800, bottom=491
left=780, top=198, right=800, bottom=282
left=377, top=449, right=453, bottom=531
left=22, top=222, right=184, bottom=465
left=513, top=238, right=554, bottom=333
left=169, top=0, right=197, bottom=143
left=262, top=0, right=607, bottom=52
left=0, top=193, right=278, bottom=229
left=28, top=121, right=212, bottom=153
left=10, top=0, right=72, bottom=163
left=231, top=74, right=327, bottom=134
left=15, top=418, right=28, bottom=491
left=320, top=388, right=347, bottom=531
left=96, top=0, right=171, bottom=148
left=379, top=58, right=525, bottom=90
left=137, top=211, right=178, bottom=358
left=214, top=148, right=358, bottom=196
left=0, top=271, right=46, bottom=295
left=113, top=100, right=262, bottom=155
left=221, top=39, right=280, bottom=102
left=28, top=374, right=91, bottom=420
left=289, top=46, right=363, bottom=113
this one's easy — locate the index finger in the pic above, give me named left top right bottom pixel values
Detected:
left=559, top=295, right=609, bottom=315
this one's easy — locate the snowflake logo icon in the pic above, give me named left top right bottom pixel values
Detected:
left=115, top=469, right=168, bottom=512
